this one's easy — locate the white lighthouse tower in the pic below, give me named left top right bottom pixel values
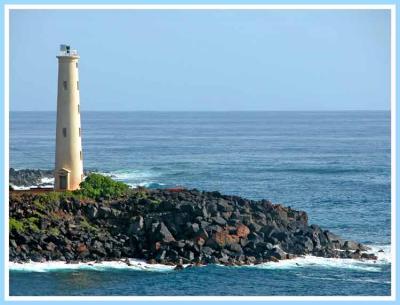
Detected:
left=54, top=44, right=83, bottom=191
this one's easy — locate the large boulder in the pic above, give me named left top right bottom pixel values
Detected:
left=206, top=231, right=240, bottom=249
left=128, top=216, right=144, bottom=235
left=236, top=224, right=250, bottom=238
left=228, top=243, right=243, bottom=254
left=154, top=222, right=175, bottom=243
left=217, top=199, right=234, bottom=212
left=76, top=243, right=90, bottom=258
left=186, top=223, right=200, bottom=236
left=91, top=240, right=107, bottom=257
left=270, top=246, right=287, bottom=260
left=342, top=240, right=362, bottom=251
left=211, top=216, right=227, bottom=226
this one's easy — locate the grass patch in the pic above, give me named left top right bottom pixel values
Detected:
left=149, top=198, right=161, bottom=205
left=32, top=199, right=46, bottom=211
left=79, top=218, right=99, bottom=233
left=48, top=227, right=60, bottom=236
left=10, top=217, right=40, bottom=233
left=36, top=191, right=86, bottom=203
left=9, top=218, right=24, bottom=232
left=24, top=217, right=40, bottom=233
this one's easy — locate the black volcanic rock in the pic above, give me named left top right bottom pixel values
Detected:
left=9, top=168, right=97, bottom=187
left=9, top=168, right=53, bottom=187
left=8, top=188, right=377, bottom=265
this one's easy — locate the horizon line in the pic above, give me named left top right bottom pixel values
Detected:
left=9, top=109, right=391, bottom=112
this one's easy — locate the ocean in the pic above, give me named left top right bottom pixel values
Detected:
left=9, top=111, right=391, bottom=296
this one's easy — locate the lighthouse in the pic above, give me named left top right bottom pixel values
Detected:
left=54, top=44, right=83, bottom=191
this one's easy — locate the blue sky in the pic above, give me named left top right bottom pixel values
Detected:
left=10, top=9, right=390, bottom=111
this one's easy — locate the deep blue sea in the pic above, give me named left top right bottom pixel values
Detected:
left=9, top=111, right=391, bottom=296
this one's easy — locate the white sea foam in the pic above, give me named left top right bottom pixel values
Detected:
left=10, top=184, right=33, bottom=190
left=9, top=259, right=176, bottom=273
left=10, top=177, right=54, bottom=190
left=9, top=245, right=390, bottom=273
left=249, top=245, right=391, bottom=272
left=11, top=169, right=165, bottom=189
left=99, top=169, right=165, bottom=188
left=368, top=244, right=391, bottom=263
left=40, top=177, right=54, bottom=185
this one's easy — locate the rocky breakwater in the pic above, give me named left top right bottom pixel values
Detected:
left=9, top=168, right=53, bottom=188
left=9, top=188, right=377, bottom=266
left=9, top=168, right=97, bottom=188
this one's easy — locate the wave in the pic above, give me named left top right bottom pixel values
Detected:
left=296, top=275, right=391, bottom=285
left=265, top=167, right=370, bottom=175
left=248, top=245, right=391, bottom=272
left=9, top=259, right=176, bottom=273
left=10, top=169, right=165, bottom=189
left=40, top=177, right=54, bottom=185
left=9, top=245, right=390, bottom=273
left=99, top=169, right=166, bottom=189
left=10, top=185, right=35, bottom=191
left=10, top=176, right=55, bottom=190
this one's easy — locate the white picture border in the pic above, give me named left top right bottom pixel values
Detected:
left=3, top=4, right=396, bottom=302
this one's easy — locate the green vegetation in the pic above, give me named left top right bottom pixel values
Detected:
left=28, top=174, right=130, bottom=204
left=78, top=173, right=130, bottom=200
left=9, top=218, right=24, bottom=232
left=48, top=227, right=60, bottom=236
left=34, top=192, right=67, bottom=212
left=79, top=218, right=99, bottom=232
left=10, top=217, right=63, bottom=235
left=25, top=217, right=40, bottom=233
left=9, top=217, right=39, bottom=233
left=10, top=175, right=130, bottom=236
left=32, top=199, right=45, bottom=211
left=147, top=197, right=161, bottom=207
left=150, top=198, right=161, bottom=205
left=135, top=187, right=149, bottom=198
left=36, top=191, right=84, bottom=204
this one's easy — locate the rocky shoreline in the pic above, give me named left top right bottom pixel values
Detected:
left=9, top=186, right=378, bottom=267
left=9, top=168, right=96, bottom=188
left=9, top=168, right=53, bottom=188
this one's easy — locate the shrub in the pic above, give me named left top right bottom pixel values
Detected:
left=10, top=218, right=24, bottom=232
left=78, top=173, right=129, bottom=200
left=9, top=217, right=40, bottom=233
left=24, top=217, right=40, bottom=233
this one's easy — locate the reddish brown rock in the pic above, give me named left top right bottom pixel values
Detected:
left=211, top=231, right=240, bottom=248
left=195, top=236, right=205, bottom=247
left=236, top=224, right=250, bottom=238
left=76, top=243, right=87, bottom=253
left=154, top=241, right=162, bottom=251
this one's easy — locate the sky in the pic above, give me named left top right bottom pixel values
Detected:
left=10, top=9, right=390, bottom=111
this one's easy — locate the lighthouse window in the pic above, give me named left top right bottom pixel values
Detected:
left=63, top=81, right=67, bottom=90
left=77, top=81, right=79, bottom=90
left=62, top=128, right=67, bottom=137
left=79, top=128, right=81, bottom=137
left=76, top=62, right=78, bottom=68
left=80, top=151, right=82, bottom=160
left=78, top=104, right=80, bottom=113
